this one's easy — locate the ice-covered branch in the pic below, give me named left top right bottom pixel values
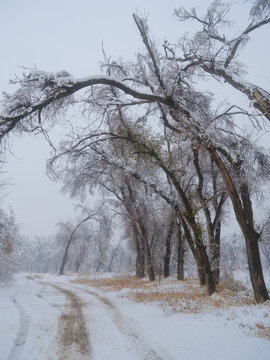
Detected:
left=0, top=72, right=174, bottom=140
left=224, top=17, right=270, bottom=68
left=201, top=64, right=270, bottom=121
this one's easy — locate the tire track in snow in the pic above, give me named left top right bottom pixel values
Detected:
left=60, top=282, right=176, bottom=360
left=35, top=282, right=65, bottom=309
left=46, top=284, right=92, bottom=360
left=7, top=283, right=31, bottom=360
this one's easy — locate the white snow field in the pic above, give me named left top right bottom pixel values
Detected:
left=0, top=273, right=269, bottom=360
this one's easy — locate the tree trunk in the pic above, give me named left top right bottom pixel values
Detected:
left=211, top=221, right=221, bottom=284
left=164, top=216, right=174, bottom=278
left=198, top=246, right=216, bottom=294
left=132, top=222, right=145, bottom=278
left=139, top=221, right=155, bottom=281
left=176, top=220, right=185, bottom=280
left=240, top=182, right=269, bottom=301
left=59, top=221, right=83, bottom=275
left=123, top=179, right=148, bottom=279
left=244, top=226, right=269, bottom=302
left=136, top=255, right=145, bottom=278
left=208, top=146, right=269, bottom=302
left=210, top=159, right=224, bottom=285
left=197, top=265, right=206, bottom=286
left=185, top=215, right=216, bottom=294
left=59, top=242, right=69, bottom=276
left=177, top=213, right=206, bottom=285
left=75, top=261, right=81, bottom=272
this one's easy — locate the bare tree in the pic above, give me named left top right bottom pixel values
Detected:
left=59, top=212, right=98, bottom=275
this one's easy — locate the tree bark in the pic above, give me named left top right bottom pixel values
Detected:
left=132, top=222, right=145, bottom=278
left=211, top=220, right=221, bottom=284
left=59, top=240, right=70, bottom=276
left=164, top=216, right=175, bottom=278
left=139, top=221, right=155, bottom=281
left=176, top=219, right=185, bottom=280
left=177, top=213, right=207, bottom=286
left=75, top=261, right=81, bottom=272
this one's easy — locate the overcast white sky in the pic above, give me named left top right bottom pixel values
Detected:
left=0, top=0, right=269, bottom=237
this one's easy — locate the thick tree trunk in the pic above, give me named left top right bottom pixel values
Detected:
left=197, top=245, right=216, bottom=294
left=176, top=220, right=185, bottom=280
left=211, top=221, right=221, bottom=284
left=136, top=234, right=145, bottom=278
left=131, top=221, right=145, bottom=278
left=184, top=215, right=216, bottom=294
left=210, top=159, right=223, bottom=285
left=139, top=222, right=155, bottom=281
left=177, top=214, right=207, bottom=285
left=136, top=256, right=145, bottom=278
left=207, top=221, right=221, bottom=285
left=123, top=179, right=151, bottom=279
left=244, top=227, right=268, bottom=302
left=239, top=183, right=269, bottom=302
left=197, top=265, right=206, bottom=286
left=208, top=146, right=269, bottom=302
left=164, top=217, right=174, bottom=278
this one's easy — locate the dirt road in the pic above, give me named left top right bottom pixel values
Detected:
left=6, top=275, right=176, bottom=360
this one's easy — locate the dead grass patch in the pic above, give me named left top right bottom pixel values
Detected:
left=219, top=277, right=247, bottom=293
left=131, top=286, right=254, bottom=313
left=71, top=275, right=159, bottom=291
left=71, top=275, right=256, bottom=313
left=251, top=323, right=270, bottom=340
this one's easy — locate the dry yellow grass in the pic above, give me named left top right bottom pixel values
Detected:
left=71, top=275, right=257, bottom=313
left=246, top=323, right=270, bottom=340
left=256, top=323, right=270, bottom=339
left=71, top=275, right=153, bottom=291
left=131, top=287, right=255, bottom=313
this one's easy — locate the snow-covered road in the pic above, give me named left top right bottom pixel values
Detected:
left=1, top=274, right=175, bottom=359
left=1, top=273, right=270, bottom=360
left=55, top=282, right=175, bottom=360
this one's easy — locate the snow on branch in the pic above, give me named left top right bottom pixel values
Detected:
left=0, top=71, right=173, bottom=140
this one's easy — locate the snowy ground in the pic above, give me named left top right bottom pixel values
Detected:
left=0, top=273, right=270, bottom=360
